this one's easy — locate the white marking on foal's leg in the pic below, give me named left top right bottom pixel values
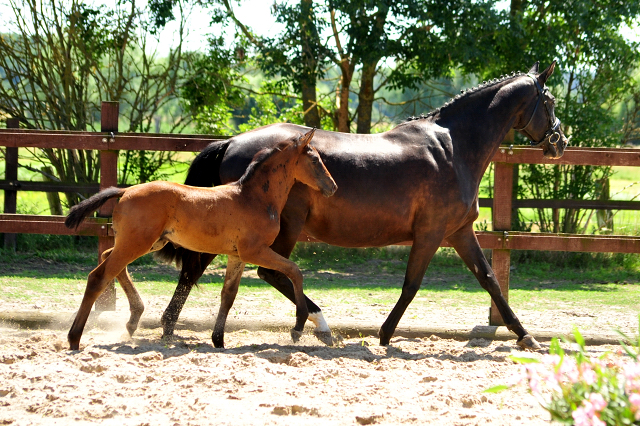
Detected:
left=309, top=312, right=339, bottom=346
left=308, top=312, right=330, bottom=332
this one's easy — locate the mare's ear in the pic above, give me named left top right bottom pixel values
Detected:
left=528, top=61, right=539, bottom=74
left=296, top=127, right=316, bottom=150
left=537, top=61, right=556, bottom=85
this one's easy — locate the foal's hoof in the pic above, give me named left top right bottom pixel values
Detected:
left=517, top=334, right=542, bottom=351
left=290, top=328, right=303, bottom=343
left=313, top=330, right=341, bottom=346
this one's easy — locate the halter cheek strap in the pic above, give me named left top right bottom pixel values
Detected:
left=515, top=74, right=562, bottom=147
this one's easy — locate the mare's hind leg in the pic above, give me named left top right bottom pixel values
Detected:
left=161, top=250, right=217, bottom=337
left=240, top=246, right=308, bottom=343
left=379, top=235, right=442, bottom=346
left=100, top=248, right=145, bottom=337
left=447, top=225, right=540, bottom=350
left=212, top=256, right=245, bottom=348
left=257, top=200, right=335, bottom=345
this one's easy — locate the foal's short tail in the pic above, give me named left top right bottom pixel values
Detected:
left=154, top=139, right=231, bottom=268
left=64, top=187, right=125, bottom=230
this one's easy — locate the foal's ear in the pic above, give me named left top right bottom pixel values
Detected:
left=537, top=61, right=556, bottom=85
left=296, top=127, right=316, bottom=150
left=528, top=61, right=539, bottom=74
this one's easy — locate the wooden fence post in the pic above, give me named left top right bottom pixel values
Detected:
left=490, top=131, right=515, bottom=326
left=95, top=101, right=119, bottom=311
left=3, top=118, right=20, bottom=251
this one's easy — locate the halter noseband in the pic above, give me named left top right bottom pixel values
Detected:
left=515, top=74, right=562, bottom=148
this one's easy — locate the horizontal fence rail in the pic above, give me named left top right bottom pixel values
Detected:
left=1, top=102, right=639, bottom=321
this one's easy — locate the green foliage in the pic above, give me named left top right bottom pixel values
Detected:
left=236, top=84, right=305, bottom=132
left=484, top=0, right=640, bottom=234
left=0, top=0, right=204, bottom=202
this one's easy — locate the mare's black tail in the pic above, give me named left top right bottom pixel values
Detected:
left=154, top=140, right=231, bottom=268
left=64, top=187, right=126, bottom=230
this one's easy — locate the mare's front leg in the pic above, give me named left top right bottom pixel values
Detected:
left=379, top=234, right=443, bottom=346
left=447, top=225, right=540, bottom=350
left=257, top=199, right=334, bottom=345
left=241, top=246, right=308, bottom=343
left=212, top=255, right=245, bottom=348
left=161, top=250, right=217, bottom=337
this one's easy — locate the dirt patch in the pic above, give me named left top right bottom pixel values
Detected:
left=0, top=320, right=625, bottom=426
left=0, top=325, right=544, bottom=425
left=0, top=258, right=636, bottom=425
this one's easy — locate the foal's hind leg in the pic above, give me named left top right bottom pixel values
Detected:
left=100, top=248, right=145, bottom=337
left=161, top=251, right=217, bottom=337
left=68, top=242, right=152, bottom=350
left=212, top=256, right=245, bottom=348
left=447, top=226, right=540, bottom=350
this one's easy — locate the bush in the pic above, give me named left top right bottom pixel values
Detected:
left=497, top=320, right=640, bottom=425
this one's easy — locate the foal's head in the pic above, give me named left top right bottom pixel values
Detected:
left=286, top=128, right=337, bottom=197
left=515, top=61, right=569, bottom=159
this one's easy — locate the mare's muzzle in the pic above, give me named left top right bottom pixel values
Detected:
left=532, top=117, right=568, bottom=159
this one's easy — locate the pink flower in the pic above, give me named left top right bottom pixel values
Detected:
left=630, top=392, right=640, bottom=420
left=588, top=393, right=607, bottom=412
left=559, top=359, right=580, bottom=383
left=572, top=406, right=591, bottom=426
left=581, top=367, right=597, bottom=386
left=573, top=398, right=607, bottom=426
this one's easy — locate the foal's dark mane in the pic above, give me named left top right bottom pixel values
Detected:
left=236, top=140, right=289, bottom=186
left=405, top=71, right=528, bottom=123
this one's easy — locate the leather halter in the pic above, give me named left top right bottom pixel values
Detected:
left=515, top=74, right=562, bottom=148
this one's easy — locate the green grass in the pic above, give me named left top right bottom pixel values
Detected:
left=1, top=244, right=638, bottom=315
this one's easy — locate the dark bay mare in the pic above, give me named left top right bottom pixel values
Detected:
left=65, top=129, right=337, bottom=350
left=157, top=62, right=568, bottom=350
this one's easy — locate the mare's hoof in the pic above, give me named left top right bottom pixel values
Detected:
left=517, top=334, right=542, bottom=351
left=378, top=329, right=391, bottom=346
left=290, top=328, right=303, bottom=343
left=313, top=330, right=342, bottom=346
left=211, top=334, right=224, bottom=349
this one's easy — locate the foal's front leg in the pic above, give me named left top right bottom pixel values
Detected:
left=240, top=246, right=308, bottom=342
left=212, top=255, right=245, bottom=348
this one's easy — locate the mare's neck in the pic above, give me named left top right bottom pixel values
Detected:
left=434, top=77, right=531, bottom=182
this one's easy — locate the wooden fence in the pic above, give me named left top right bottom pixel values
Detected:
left=1, top=102, right=639, bottom=325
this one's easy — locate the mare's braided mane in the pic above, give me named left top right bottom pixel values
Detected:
left=405, top=71, right=528, bottom=122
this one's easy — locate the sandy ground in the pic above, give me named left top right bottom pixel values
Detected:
left=0, top=261, right=636, bottom=425
left=0, top=309, right=626, bottom=426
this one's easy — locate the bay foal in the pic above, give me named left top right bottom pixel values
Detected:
left=65, top=129, right=336, bottom=350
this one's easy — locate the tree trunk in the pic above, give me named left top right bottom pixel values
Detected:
left=41, top=166, right=63, bottom=215
left=299, top=0, right=321, bottom=128
left=335, top=61, right=352, bottom=133
left=356, top=61, right=377, bottom=134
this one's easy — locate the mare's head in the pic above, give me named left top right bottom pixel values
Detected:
left=278, top=128, right=337, bottom=197
left=514, top=61, right=568, bottom=159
